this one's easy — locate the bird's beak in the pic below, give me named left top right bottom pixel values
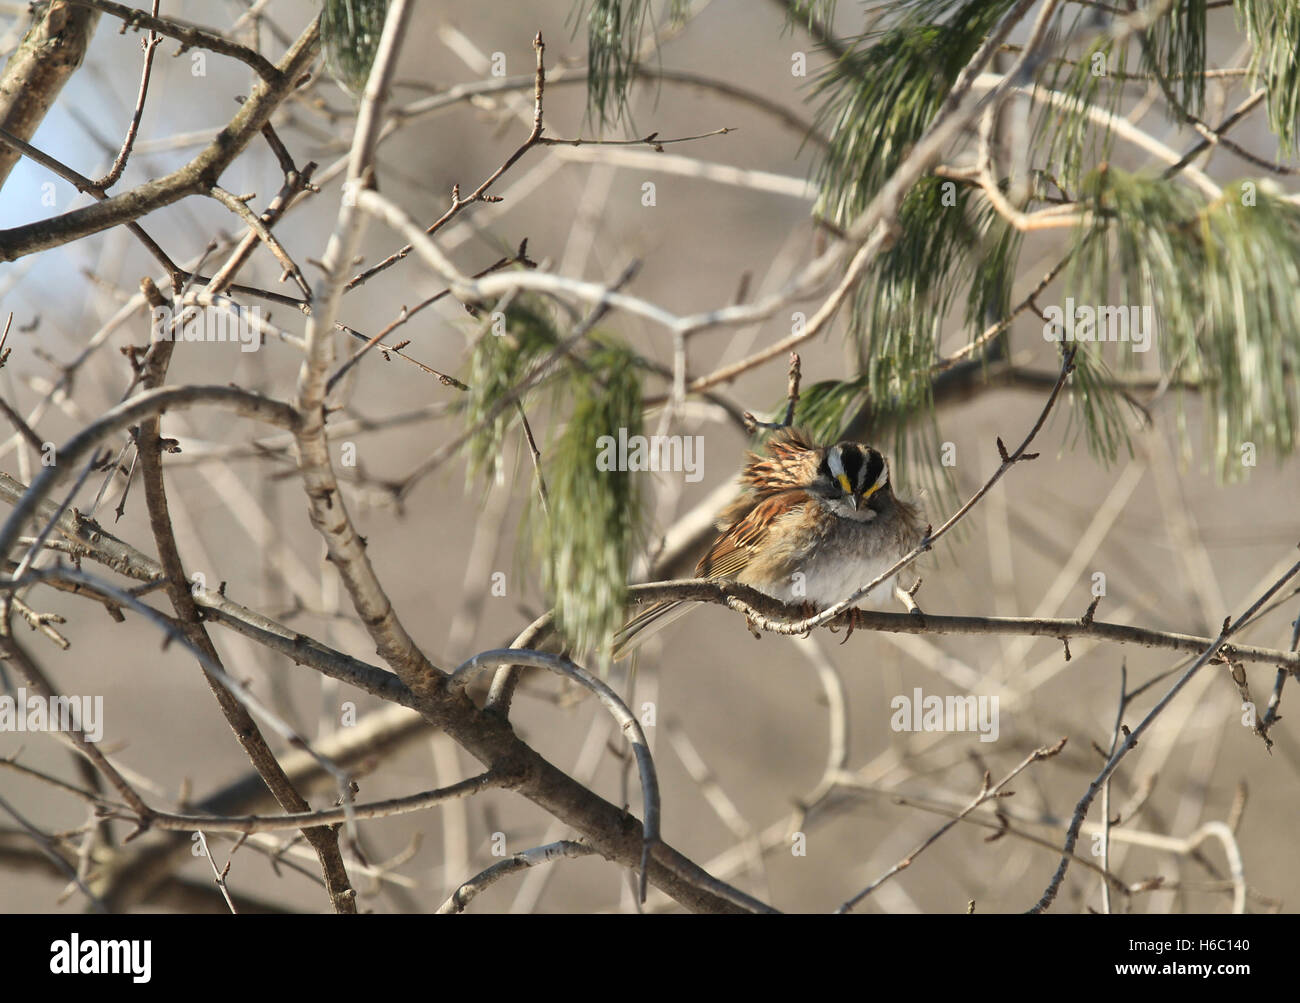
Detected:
left=837, top=474, right=857, bottom=509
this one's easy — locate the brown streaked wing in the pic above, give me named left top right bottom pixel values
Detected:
left=714, top=489, right=757, bottom=530
left=696, top=489, right=808, bottom=580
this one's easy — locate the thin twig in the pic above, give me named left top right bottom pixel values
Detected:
left=515, top=401, right=549, bottom=515
left=208, top=185, right=311, bottom=299
left=838, top=738, right=1067, bottom=911
left=95, top=0, right=162, bottom=189
left=325, top=245, right=535, bottom=396
left=108, top=772, right=502, bottom=834
left=742, top=352, right=802, bottom=432
left=1028, top=551, right=1300, bottom=912
left=345, top=32, right=549, bottom=292
left=436, top=839, right=595, bottom=914
left=63, top=0, right=281, bottom=82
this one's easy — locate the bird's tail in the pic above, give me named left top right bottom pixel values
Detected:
left=610, top=600, right=695, bottom=660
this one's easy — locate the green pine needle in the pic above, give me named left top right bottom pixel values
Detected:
left=810, top=0, right=1019, bottom=225
left=783, top=1, right=839, bottom=32
left=1032, top=30, right=1125, bottom=194
left=1068, top=168, right=1300, bottom=475
left=534, top=342, right=645, bottom=655
left=319, top=0, right=390, bottom=96
left=466, top=299, right=560, bottom=485
left=1236, top=0, right=1300, bottom=155
left=572, top=0, right=690, bottom=129
left=1141, top=0, right=1208, bottom=117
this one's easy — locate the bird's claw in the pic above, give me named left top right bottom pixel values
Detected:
left=838, top=607, right=863, bottom=645
left=797, top=601, right=815, bottom=638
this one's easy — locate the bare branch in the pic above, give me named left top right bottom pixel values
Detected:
left=0, top=17, right=318, bottom=262
left=437, top=840, right=595, bottom=914
left=62, top=0, right=281, bottom=82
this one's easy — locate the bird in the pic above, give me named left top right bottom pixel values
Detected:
left=612, top=428, right=925, bottom=658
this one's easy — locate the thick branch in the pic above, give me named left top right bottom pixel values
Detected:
left=292, top=0, right=442, bottom=693
left=0, top=1, right=101, bottom=189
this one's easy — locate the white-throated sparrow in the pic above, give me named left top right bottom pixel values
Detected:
left=613, top=429, right=925, bottom=657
